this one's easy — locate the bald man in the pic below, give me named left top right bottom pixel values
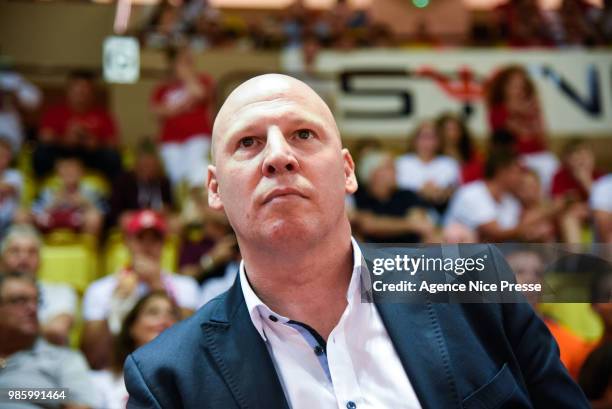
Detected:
left=124, top=75, right=588, bottom=409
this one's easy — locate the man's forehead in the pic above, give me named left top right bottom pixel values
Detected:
left=212, top=74, right=338, bottom=147
left=8, top=237, right=38, bottom=249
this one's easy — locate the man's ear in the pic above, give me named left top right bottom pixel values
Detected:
left=207, top=165, right=224, bottom=210
left=342, top=148, right=358, bottom=195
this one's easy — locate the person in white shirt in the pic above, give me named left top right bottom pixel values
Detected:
left=445, top=149, right=550, bottom=242
left=0, top=138, right=22, bottom=236
left=396, top=120, right=460, bottom=210
left=91, top=291, right=180, bottom=409
left=81, top=209, right=199, bottom=369
left=0, top=70, right=42, bottom=152
left=0, top=224, right=77, bottom=346
left=590, top=173, right=612, bottom=243
left=0, top=272, right=99, bottom=409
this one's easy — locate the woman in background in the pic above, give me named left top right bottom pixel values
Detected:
left=486, top=65, right=559, bottom=193
left=91, top=291, right=180, bottom=409
left=436, top=113, right=483, bottom=184
left=395, top=119, right=460, bottom=214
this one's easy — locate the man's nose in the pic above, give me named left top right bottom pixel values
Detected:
left=261, top=126, right=299, bottom=177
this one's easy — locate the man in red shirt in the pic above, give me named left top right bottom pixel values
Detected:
left=151, top=47, right=215, bottom=189
left=33, top=70, right=122, bottom=180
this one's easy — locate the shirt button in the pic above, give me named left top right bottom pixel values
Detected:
left=313, top=345, right=324, bottom=356
left=346, top=402, right=357, bottom=409
left=268, top=315, right=278, bottom=322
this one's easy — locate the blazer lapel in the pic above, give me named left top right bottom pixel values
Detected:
left=376, top=301, right=462, bottom=409
left=200, top=278, right=290, bottom=409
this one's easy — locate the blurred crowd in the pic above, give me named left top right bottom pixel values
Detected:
left=0, top=6, right=612, bottom=406
left=139, top=0, right=612, bottom=51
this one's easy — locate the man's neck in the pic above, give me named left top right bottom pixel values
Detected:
left=418, top=153, right=434, bottom=163
left=485, top=179, right=505, bottom=202
left=0, top=332, right=36, bottom=358
left=241, top=223, right=354, bottom=340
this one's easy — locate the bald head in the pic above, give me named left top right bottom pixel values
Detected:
left=211, top=74, right=340, bottom=163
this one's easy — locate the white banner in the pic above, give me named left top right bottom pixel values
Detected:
left=283, top=49, right=612, bottom=139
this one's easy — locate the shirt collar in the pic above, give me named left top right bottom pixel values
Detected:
left=239, top=237, right=363, bottom=342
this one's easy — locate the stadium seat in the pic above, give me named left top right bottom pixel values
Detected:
left=39, top=236, right=98, bottom=293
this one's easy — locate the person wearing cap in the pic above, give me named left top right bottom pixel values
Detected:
left=81, top=209, right=199, bottom=369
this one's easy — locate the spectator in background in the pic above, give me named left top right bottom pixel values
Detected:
left=0, top=68, right=42, bottom=152
left=23, top=155, right=105, bottom=238
left=552, top=140, right=602, bottom=243
left=1, top=225, right=77, bottom=345
left=33, top=70, right=122, bottom=180
left=178, top=188, right=237, bottom=284
left=354, top=150, right=436, bottom=243
left=142, top=0, right=182, bottom=49
left=507, top=249, right=595, bottom=379
left=514, top=169, right=558, bottom=243
left=436, top=113, right=483, bottom=184
left=396, top=120, right=460, bottom=213
left=190, top=8, right=227, bottom=50
left=554, top=0, right=602, bottom=47
left=151, top=47, right=215, bottom=189
left=591, top=174, right=612, bottom=243
left=108, top=139, right=175, bottom=231
left=81, top=210, right=199, bottom=369
left=177, top=187, right=240, bottom=304
left=0, top=138, right=22, bottom=237
left=494, top=0, right=553, bottom=46
left=579, top=271, right=612, bottom=407
left=281, top=0, right=309, bottom=48
left=0, top=272, right=98, bottom=409
left=445, top=149, right=547, bottom=242
left=596, top=0, right=612, bottom=43
left=91, top=291, right=180, bottom=409
left=486, top=65, right=559, bottom=193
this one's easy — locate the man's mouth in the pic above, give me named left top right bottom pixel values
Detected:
left=262, top=187, right=306, bottom=204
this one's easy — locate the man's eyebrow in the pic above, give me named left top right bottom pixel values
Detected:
left=223, top=112, right=330, bottom=140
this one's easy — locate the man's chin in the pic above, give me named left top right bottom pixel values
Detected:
left=258, top=220, right=318, bottom=246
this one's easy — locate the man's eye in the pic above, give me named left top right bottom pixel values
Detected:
left=239, top=137, right=255, bottom=148
left=296, top=129, right=313, bottom=140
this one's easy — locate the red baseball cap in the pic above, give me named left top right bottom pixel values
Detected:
left=125, top=210, right=167, bottom=236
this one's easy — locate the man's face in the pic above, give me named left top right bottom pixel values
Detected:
left=2, top=236, right=40, bottom=276
left=370, top=157, right=396, bottom=193
left=67, top=79, right=94, bottom=110
left=500, top=161, right=523, bottom=192
left=127, top=230, right=164, bottom=261
left=0, top=278, right=39, bottom=336
left=136, top=154, right=160, bottom=182
left=208, top=75, right=357, bottom=248
left=57, top=159, right=83, bottom=188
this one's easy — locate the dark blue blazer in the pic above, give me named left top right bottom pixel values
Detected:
left=125, top=268, right=589, bottom=409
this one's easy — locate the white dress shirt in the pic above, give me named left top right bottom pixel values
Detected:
left=240, top=238, right=422, bottom=409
